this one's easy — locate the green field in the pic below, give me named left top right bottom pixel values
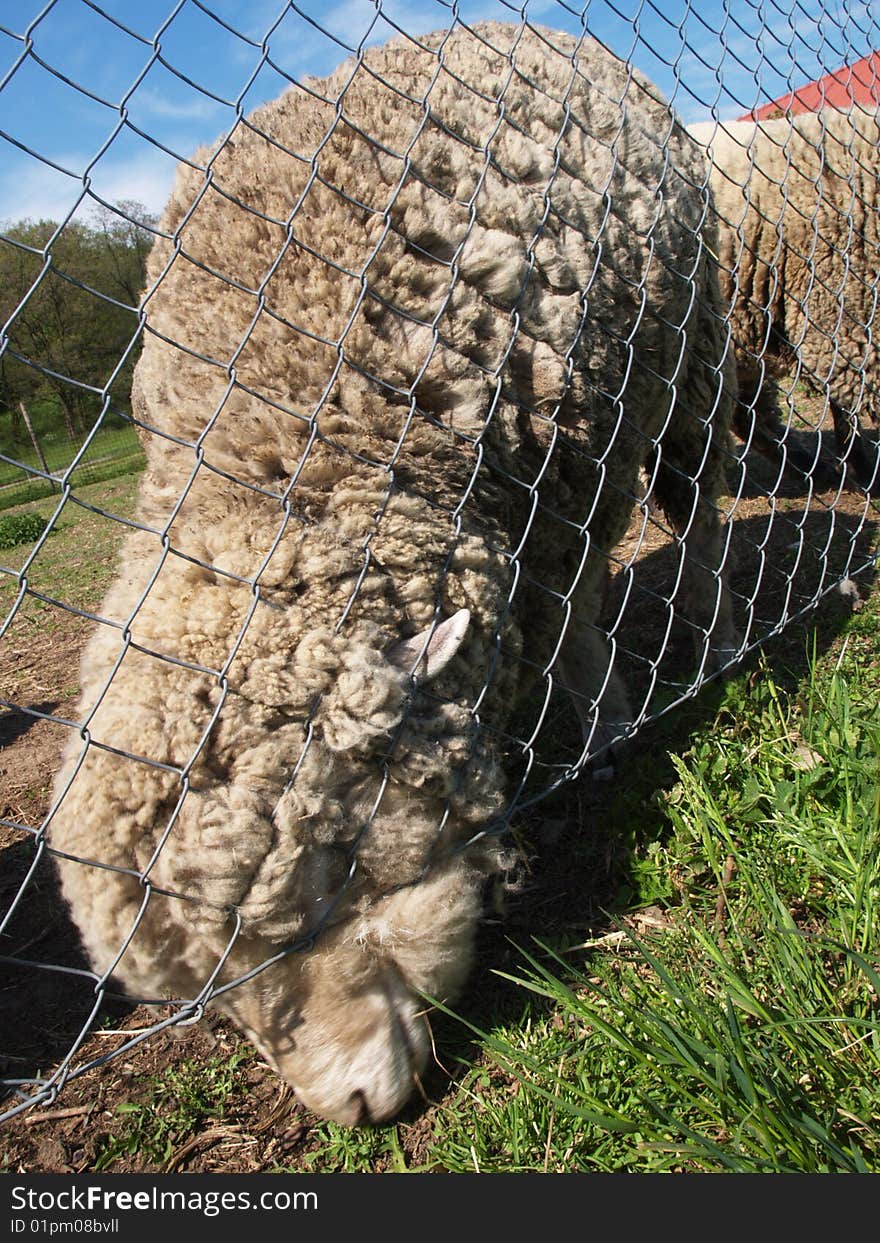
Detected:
left=0, top=474, right=142, bottom=653
left=0, top=421, right=145, bottom=510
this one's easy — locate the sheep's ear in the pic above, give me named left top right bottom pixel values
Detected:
left=387, top=609, right=471, bottom=683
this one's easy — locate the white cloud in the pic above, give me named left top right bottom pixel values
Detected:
left=0, top=158, right=92, bottom=228
left=86, top=148, right=178, bottom=218
left=0, top=148, right=177, bottom=228
left=256, top=0, right=520, bottom=77
left=131, top=86, right=227, bottom=123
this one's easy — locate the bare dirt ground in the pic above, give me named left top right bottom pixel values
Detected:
left=1, top=423, right=877, bottom=1173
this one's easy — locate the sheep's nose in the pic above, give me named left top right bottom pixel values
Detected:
left=349, top=1090, right=371, bottom=1125
left=278, top=965, right=431, bottom=1125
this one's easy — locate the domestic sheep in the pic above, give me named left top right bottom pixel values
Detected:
left=690, top=110, right=880, bottom=489
left=48, top=21, right=738, bottom=1124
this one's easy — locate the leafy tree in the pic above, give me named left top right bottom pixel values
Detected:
left=0, top=201, right=156, bottom=450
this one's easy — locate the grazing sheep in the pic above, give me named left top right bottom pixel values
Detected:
left=49, top=21, right=737, bottom=1124
left=690, top=109, right=880, bottom=488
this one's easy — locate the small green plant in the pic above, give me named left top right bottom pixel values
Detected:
left=0, top=511, right=48, bottom=549
left=296, top=1121, right=409, bottom=1173
left=93, top=1049, right=252, bottom=1171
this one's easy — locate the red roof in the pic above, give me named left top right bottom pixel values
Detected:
left=739, top=49, right=880, bottom=120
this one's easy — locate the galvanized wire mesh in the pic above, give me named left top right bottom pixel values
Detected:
left=1, top=0, right=878, bottom=1125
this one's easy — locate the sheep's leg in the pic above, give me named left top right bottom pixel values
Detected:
left=732, top=360, right=786, bottom=466
left=649, top=414, right=739, bottom=676
left=557, top=560, right=633, bottom=766
left=832, top=399, right=878, bottom=490
left=733, top=362, right=838, bottom=489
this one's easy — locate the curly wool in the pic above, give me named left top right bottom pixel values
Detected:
left=690, top=109, right=880, bottom=481
left=49, top=21, right=736, bottom=1123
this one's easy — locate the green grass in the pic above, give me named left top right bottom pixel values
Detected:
left=93, top=1050, right=253, bottom=1171
left=0, top=511, right=48, bottom=549
left=295, top=1121, right=411, bottom=1173
left=0, top=422, right=145, bottom=510
left=418, top=620, right=880, bottom=1172
left=0, top=473, right=141, bottom=615
left=0, top=475, right=142, bottom=706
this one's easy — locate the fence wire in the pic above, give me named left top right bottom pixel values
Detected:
left=1, top=0, right=879, bottom=1125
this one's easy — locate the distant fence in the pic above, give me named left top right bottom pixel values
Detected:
left=1, top=0, right=879, bottom=1126
left=0, top=413, right=145, bottom=510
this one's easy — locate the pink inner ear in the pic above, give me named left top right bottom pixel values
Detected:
left=387, top=608, right=472, bottom=681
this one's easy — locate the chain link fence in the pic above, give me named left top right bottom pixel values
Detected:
left=1, top=0, right=878, bottom=1126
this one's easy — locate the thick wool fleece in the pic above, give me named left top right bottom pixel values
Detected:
left=691, top=109, right=880, bottom=479
left=50, top=21, right=736, bottom=1123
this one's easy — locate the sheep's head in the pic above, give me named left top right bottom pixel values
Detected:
left=216, top=608, right=509, bottom=1122
left=225, top=855, right=489, bottom=1123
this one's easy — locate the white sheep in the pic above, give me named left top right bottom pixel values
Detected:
left=49, top=21, right=737, bottom=1124
left=690, top=109, right=880, bottom=488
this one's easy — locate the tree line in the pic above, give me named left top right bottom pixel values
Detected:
left=0, top=201, right=156, bottom=451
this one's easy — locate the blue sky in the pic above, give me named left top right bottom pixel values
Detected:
left=0, top=0, right=877, bottom=226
